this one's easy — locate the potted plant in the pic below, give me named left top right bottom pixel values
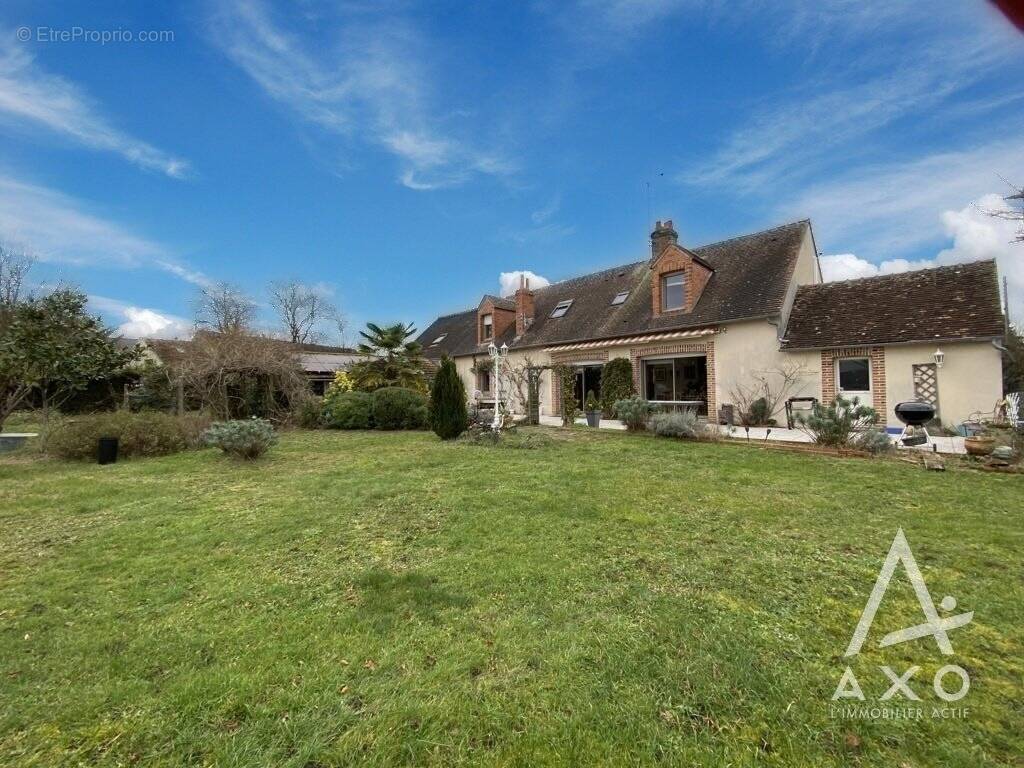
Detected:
left=584, top=390, right=601, bottom=427
left=964, top=432, right=996, bottom=456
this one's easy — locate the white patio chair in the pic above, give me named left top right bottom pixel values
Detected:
left=1006, top=392, right=1023, bottom=430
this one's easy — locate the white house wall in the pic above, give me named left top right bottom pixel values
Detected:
left=883, top=341, right=1003, bottom=428
left=713, top=320, right=819, bottom=421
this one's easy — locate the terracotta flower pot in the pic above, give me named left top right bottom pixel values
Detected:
left=964, top=436, right=995, bottom=457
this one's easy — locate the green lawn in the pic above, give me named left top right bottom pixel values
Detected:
left=1, top=428, right=1021, bottom=767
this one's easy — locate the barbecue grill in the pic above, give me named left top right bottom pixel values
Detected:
left=894, top=401, right=936, bottom=446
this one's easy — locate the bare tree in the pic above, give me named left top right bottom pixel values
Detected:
left=498, top=354, right=540, bottom=414
left=194, top=281, right=256, bottom=334
left=983, top=180, right=1024, bottom=243
left=728, top=361, right=810, bottom=425
left=174, top=331, right=308, bottom=421
left=268, top=280, right=338, bottom=344
left=0, top=242, right=34, bottom=310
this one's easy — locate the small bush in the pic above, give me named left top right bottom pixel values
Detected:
left=430, top=357, right=468, bottom=440
left=203, top=418, right=277, bottom=459
left=743, top=397, right=772, bottom=427
left=647, top=410, right=700, bottom=439
left=45, top=411, right=211, bottom=460
left=853, top=428, right=894, bottom=455
left=323, top=391, right=374, bottom=429
left=295, top=395, right=325, bottom=429
left=796, top=395, right=878, bottom=447
left=371, top=387, right=429, bottom=430
left=324, top=370, right=353, bottom=397
left=600, top=358, right=635, bottom=417
left=614, top=395, right=654, bottom=431
left=584, top=389, right=600, bottom=413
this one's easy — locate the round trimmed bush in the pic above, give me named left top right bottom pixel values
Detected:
left=371, top=387, right=429, bottom=430
left=323, top=391, right=374, bottom=429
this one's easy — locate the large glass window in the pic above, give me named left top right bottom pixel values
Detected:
left=837, top=358, right=870, bottom=392
left=643, top=356, right=708, bottom=413
left=661, top=271, right=685, bottom=311
left=482, top=313, right=493, bottom=340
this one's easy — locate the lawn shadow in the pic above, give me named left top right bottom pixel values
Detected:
left=354, top=568, right=471, bottom=629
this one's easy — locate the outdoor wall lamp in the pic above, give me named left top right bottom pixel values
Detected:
left=933, top=348, right=945, bottom=368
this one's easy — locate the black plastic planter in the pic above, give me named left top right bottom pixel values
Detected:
left=97, top=437, right=119, bottom=465
left=586, top=411, right=601, bottom=428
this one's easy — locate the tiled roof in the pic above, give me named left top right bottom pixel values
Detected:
left=481, top=294, right=516, bottom=311
left=781, top=260, right=1004, bottom=350
left=418, top=220, right=810, bottom=358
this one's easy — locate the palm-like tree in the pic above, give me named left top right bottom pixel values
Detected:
left=349, top=322, right=428, bottom=391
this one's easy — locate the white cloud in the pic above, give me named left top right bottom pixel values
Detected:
left=499, top=270, right=551, bottom=297
left=210, top=0, right=512, bottom=190
left=783, top=137, right=1024, bottom=256
left=89, top=296, right=193, bottom=339
left=0, top=171, right=209, bottom=286
left=820, top=194, right=1023, bottom=320
left=673, top=1, right=1019, bottom=193
left=0, top=42, right=190, bottom=178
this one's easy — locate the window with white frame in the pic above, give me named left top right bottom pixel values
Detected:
left=661, top=271, right=685, bottom=311
left=482, top=313, right=493, bottom=340
left=837, top=358, right=870, bottom=392
left=611, top=290, right=629, bottom=305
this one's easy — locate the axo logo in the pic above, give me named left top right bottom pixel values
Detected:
left=831, top=529, right=974, bottom=720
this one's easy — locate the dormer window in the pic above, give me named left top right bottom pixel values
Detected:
left=661, top=272, right=685, bottom=312
left=431, top=334, right=447, bottom=346
left=482, top=314, right=493, bottom=340
left=550, top=299, right=573, bottom=318
left=611, top=291, right=629, bottom=305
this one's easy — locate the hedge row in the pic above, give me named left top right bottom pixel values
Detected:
left=322, top=387, right=429, bottom=430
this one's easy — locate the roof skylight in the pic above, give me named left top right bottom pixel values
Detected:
left=611, top=291, right=629, bottom=305
left=431, top=334, right=447, bottom=345
left=550, top=299, right=573, bottom=318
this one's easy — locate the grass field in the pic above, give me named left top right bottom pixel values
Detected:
left=1, top=428, right=1022, bottom=766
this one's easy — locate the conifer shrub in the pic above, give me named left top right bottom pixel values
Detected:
left=430, top=357, right=468, bottom=440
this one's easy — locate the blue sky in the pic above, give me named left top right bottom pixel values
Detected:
left=1, top=0, right=1023, bottom=341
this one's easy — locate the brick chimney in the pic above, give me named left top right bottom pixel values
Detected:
left=651, top=220, right=678, bottom=260
left=514, top=275, right=535, bottom=337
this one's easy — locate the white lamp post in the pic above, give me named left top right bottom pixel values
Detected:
left=933, top=348, right=945, bottom=369
left=489, top=342, right=508, bottom=431
left=488, top=342, right=499, bottom=431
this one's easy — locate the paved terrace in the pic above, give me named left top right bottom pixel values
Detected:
left=536, top=416, right=966, bottom=455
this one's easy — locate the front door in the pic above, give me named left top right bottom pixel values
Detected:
left=573, top=365, right=602, bottom=410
